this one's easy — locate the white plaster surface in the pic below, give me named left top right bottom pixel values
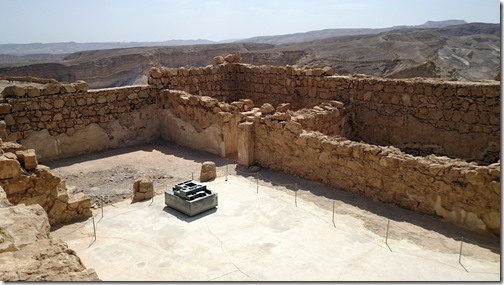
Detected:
left=52, top=176, right=500, bottom=281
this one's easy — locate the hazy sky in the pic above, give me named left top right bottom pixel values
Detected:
left=0, top=0, right=500, bottom=44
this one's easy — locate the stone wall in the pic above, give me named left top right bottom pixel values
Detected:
left=1, top=84, right=159, bottom=161
left=0, top=141, right=92, bottom=225
left=150, top=61, right=500, bottom=163
left=251, top=114, right=500, bottom=235
left=0, top=57, right=500, bottom=235
left=158, top=89, right=253, bottom=157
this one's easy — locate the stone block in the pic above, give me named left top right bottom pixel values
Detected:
left=132, top=177, right=154, bottom=202
left=15, top=149, right=38, bottom=170
left=42, top=83, right=61, bottom=95
left=276, top=103, right=291, bottom=112
left=0, top=155, right=21, bottom=179
left=75, top=80, right=89, bottom=92
left=150, top=67, right=162, bottom=79
left=1, top=141, right=23, bottom=154
left=224, top=53, right=241, bottom=63
left=2, top=86, right=26, bottom=98
left=260, top=103, right=275, bottom=114
left=63, top=84, right=77, bottom=93
left=200, top=161, right=216, bottom=182
left=213, top=56, right=225, bottom=66
left=26, top=86, right=41, bottom=98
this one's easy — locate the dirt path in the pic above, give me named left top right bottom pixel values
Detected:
left=46, top=142, right=500, bottom=263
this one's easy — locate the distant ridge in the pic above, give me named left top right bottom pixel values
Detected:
left=0, top=39, right=217, bottom=55
left=0, top=20, right=470, bottom=55
left=0, top=21, right=499, bottom=86
left=235, top=20, right=468, bottom=45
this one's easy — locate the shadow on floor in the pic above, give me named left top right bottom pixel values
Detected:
left=231, top=164, right=501, bottom=254
left=45, top=140, right=236, bottom=169
left=162, top=206, right=218, bottom=223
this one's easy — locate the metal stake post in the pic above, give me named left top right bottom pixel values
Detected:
left=225, top=165, right=228, bottom=182
left=332, top=201, right=336, bottom=227
left=295, top=183, right=298, bottom=207
left=256, top=173, right=259, bottom=194
left=458, top=237, right=468, bottom=272
left=89, top=216, right=97, bottom=247
left=191, top=172, right=194, bottom=180
left=385, top=220, right=391, bottom=251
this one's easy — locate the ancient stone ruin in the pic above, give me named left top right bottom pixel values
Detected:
left=0, top=53, right=500, bottom=279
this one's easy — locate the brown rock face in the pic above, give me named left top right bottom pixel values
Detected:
left=200, top=161, right=217, bottom=182
left=0, top=203, right=100, bottom=281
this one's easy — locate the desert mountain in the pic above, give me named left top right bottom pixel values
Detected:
left=0, top=21, right=499, bottom=88
left=235, top=20, right=468, bottom=45
left=0, top=39, right=216, bottom=55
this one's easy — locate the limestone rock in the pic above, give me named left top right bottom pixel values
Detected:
left=63, top=83, right=77, bottom=93
left=271, top=112, right=291, bottom=121
left=213, top=56, right=225, bottom=66
left=224, top=53, right=241, bottom=63
left=1, top=86, right=26, bottom=98
left=200, top=161, right=216, bottom=182
left=260, top=103, right=275, bottom=114
left=150, top=67, right=162, bottom=79
left=132, top=177, right=154, bottom=202
left=248, top=165, right=261, bottom=172
left=0, top=186, right=11, bottom=207
left=15, top=149, right=38, bottom=170
left=42, top=83, right=61, bottom=95
left=1, top=141, right=23, bottom=153
left=0, top=155, right=21, bottom=179
left=328, top=100, right=344, bottom=108
left=74, top=80, right=89, bottom=92
left=26, top=86, right=41, bottom=98
left=241, top=99, right=254, bottom=109
left=0, top=204, right=100, bottom=281
left=276, top=103, right=291, bottom=113
left=0, top=204, right=50, bottom=253
left=322, top=66, right=336, bottom=76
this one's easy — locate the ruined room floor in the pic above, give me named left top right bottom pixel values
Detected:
left=49, top=143, right=500, bottom=281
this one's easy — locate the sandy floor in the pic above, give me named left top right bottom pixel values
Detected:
left=48, top=143, right=500, bottom=281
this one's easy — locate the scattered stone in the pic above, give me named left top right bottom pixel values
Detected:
left=224, top=53, right=241, bottom=63
left=260, top=103, right=275, bottom=114
left=15, top=149, right=38, bottom=170
left=0, top=154, right=21, bottom=179
left=248, top=165, right=261, bottom=172
left=200, top=161, right=216, bottom=182
left=271, top=112, right=291, bottom=121
left=328, top=100, right=344, bottom=108
left=132, top=177, right=154, bottom=202
left=213, top=56, right=225, bottom=65
left=276, top=103, right=291, bottom=112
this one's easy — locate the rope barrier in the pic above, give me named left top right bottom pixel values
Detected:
left=58, top=164, right=500, bottom=271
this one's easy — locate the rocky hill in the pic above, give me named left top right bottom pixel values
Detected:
left=235, top=20, right=468, bottom=45
left=0, top=22, right=499, bottom=88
